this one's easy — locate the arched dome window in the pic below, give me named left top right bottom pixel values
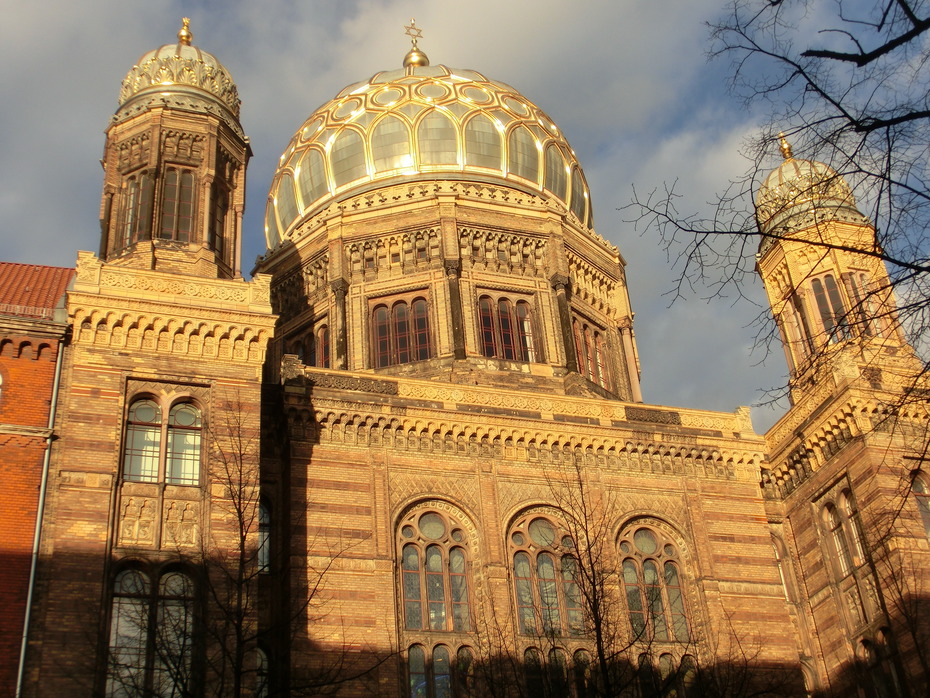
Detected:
left=508, top=126, right=539, bottom=183
left=331, top=129, right=367, bottom=187
left=372, top=116, right=412, bottom=172
left=276, top=174, right=299, bottom=232
left=464, top=114, right=502, bottom=169
left=159, top=169, right=195, bottom=242
left=297, top=148, right=327, bottom=207
left=544, top=145, right=567, bottom=199
left=570, top=168, right=587, bottom=223
left=265, top=204, right=281, bottom=248
left=417, top=111, right=458, bottom=166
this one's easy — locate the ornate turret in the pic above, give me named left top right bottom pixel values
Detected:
left=98, top=18, right=250, bottom=279
left=755, top=135, right=909, bottom=393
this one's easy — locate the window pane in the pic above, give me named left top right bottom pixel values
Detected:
left=644, top=560, right=668, bottom=641
left=411, top=299, right=431, bottom=361
left=450, top=547, right=470, bottom=631
left=426, top=545, right=446, bottom=630
left=464, top=114, right=501, bottom=169
left=394, top=302, right=411, bottom=364
left=153, top=574, right=194, bottom=696
left=402, top=544, right=422, bottom=630
left=167, top=404, right=201, bottom=485
left=276, top=174, right=299, bottom=232
left=418, top=111, right=457, bottom=165
left=298, top=148, right=328, bottom=205
left=408, top=646, right=427, bottom=698
left=514, top=552, right=536, bottom=634
left=508, top=127, right=538, bottom=182
left=498, top=299, right=517, bottom=360
left=258, top=501, right=271, bottom=573
left=570, top=168, right=587, bottom=222
left=372, top=116, right=412, bottom=172
left=478, top=297, right=497, bottom=358
left=331, top=129, right=367, bottom=187
left=433, top=646, right=451, bottom=698
left=515, top=301, right=535, bottom=362
left=373, top=305, right=391, bottom=368
left=537, top=552, right=560, bottom=633
left=544, top=144, right=567, bottom=199
left=107, top=590, right=149, bottom=696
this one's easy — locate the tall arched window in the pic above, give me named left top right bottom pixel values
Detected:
left=811, top=274, right=850, bottom=342
left=208, top=181, right=228, bottom=261
left=123, top=398, right=202, bottom=485
left=544, top=144, right=567, bottom=199
left=399, top=510, right=472, bottom=632
left=912, top=473, right=930, bottom=540
left=106, top=568, right=195, bottom=696
left=298, top=148, right=328, bottom=206
left=406, top=643, right=473, bottom=698
left=331, top=129, right=366, bottom=187
left=418, top=111, right=458, bottom=166
left=619, top=525, right=690, bottom=642
left=372, top=116, right=412, bottom=172
left=510, top=514, right=583, bottom=637
left=122, top=172, right=154, bottom=246
left=159, top=169, right=195, bottom=242
left=372, top=297, right=431, bottom=368
left=508, top=126, right=539, bottom=182
left=823, top=503, right=854, bottom=577
left=569, top=168, right=587, bottom=223
left=573, top=318, right=612, bottom=390
left=258, top=500, right=271, bottom=573
left=477, top=295, right=537, bottom=362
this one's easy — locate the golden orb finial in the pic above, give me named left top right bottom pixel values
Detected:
left=403, top=18, right=429, bottom=68
left=178, top=17, right=193, bottom=46
left=778, top=132, right=793, bottom=160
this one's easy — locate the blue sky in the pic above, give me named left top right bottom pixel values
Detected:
left=0, top=0, right=792, bottom=431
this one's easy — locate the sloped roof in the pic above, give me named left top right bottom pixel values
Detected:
left=0, top=262, right=75, bottom=319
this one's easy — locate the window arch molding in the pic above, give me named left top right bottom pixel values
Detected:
left=506, top=506, right=585, bottom=638
left=395, top=498, right=481, bottom=636
left=615, top=516, right=694, bottom=645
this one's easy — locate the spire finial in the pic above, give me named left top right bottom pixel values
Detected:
left=403, top=19, right=430, bottom=69
left=178, top=17, right=193, bottom=46
left=778, top=132, right=793, bottom=160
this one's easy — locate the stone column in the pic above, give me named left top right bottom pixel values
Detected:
left=618, top=316, right=643, bottom=403
left=445, top=260, right=466, bottom=360
left=330, top=278, right=349, bottom=370
left=551, top=273, right=578, bottom=373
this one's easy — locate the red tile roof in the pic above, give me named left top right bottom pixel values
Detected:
left=0, top=262, right=75, bottom=320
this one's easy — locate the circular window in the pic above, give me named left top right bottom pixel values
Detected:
left=461, top=86, right=492, bottom=104
left=502, top=96, right=530, bottom=116
left=401, top=525, right=415, bottom=539
left=451, top=529, right=465, bottom=543
left=512, top=531, right=525, bottom=545
left=417, top=82, right=451, bottom=101
left=301, top=117, right=324, bottom=141
left=333, top=98, right=362, bottom=120
left=372, top=87, right=404, bottom=106
left=664, top=543, right=677, bottom=557
left=620, top=541, right=632, bottom=554
left=633, top=528, right=658, bottom=555
left=561, top=535, right=574, bottom=549
left=419, top=513, right=446, bottom=540
left=132, top=402, right=159, bottom=423
left=172, top=404, right=199, bottom=427
left=528, top=518, right=556, bottom=547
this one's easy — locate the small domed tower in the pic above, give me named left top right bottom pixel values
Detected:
left=256, top=34, right=642, bottom=400
left=755, top=135, right=911, bottom=398
left=98, top=18, right=249, bottom=278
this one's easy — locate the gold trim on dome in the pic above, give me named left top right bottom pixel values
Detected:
left=265, top=65, right=593, bottom=248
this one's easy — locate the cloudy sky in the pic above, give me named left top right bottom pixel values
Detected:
left=0, top=0, right=792, bottom=431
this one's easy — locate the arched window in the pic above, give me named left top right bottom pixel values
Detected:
left=258, top=500, right=271, bottom=573
left=477, top=295, right=537, bottom=362
left=619, top=525, right=690, bottom=642
left=811, top=274, right=850, bottom=342
left=510, top=514, right=583, bottom=637
left=331, top=129, right=367, bottom=187
left=159, top=168, right=195, bottom=242
left=315, top=324, right=330, bottom=368
left=912, top=474, right=930, bottom=540
left=106, top=568, right=195, bottom=696
left=399, top=510, right=472, bottom=632
left=298, top=147, right=328, bottom=207
left=544, top=144, right=567, bottom=199
left=823, top=503, right=854, bottom=577
left=255, top=647, right=270, bottom=698
left=208, top=181, right=228, bottom=261
left=508, top=126, right=539, bottom=182
left=372, top=116, right=412, bottom=172
left=840, top=489, right=867, bottom=567
left=570, top=168, right=587, bottom=222
left=371, top=298, right=431, bottom=368
left=123, top=172, right=154, bottom=246
left=275, top=173, right=299, bottom=232
left=573, top=318, right=612, bottom=390
left=418, top=111, right=457, bottom=166
left=573, top=649, right=593, bottom=698
left=464, top=114, right=501, bottom=169
left=123, top=398, right=202, bottom=486
left=407, top=643, right=473, bottom=698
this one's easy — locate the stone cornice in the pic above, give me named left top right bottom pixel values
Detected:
left=0, top=423, right=52, bottom=439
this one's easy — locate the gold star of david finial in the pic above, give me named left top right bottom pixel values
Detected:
left=404, top=19, right=423, bottom=47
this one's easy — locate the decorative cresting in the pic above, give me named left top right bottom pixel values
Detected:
left=265, top=64, right=594, bottom=247
left=117, top=18, right=241, bottom=125
left=755, top=134, right=866, bottom=251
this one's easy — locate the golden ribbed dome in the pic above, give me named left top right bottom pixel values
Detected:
left=117, top=19, right=240, bottom=119
left=756, top=137, right=861, bottom=247
left=265, top=64, right=593, bottom=249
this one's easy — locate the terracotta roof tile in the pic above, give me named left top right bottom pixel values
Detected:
left=0, top=262, right=75, bottom=320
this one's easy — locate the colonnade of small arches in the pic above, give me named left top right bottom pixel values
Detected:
left=70, top=308, right=269, bottom=362
left=0, top=338, right=54, bottom=360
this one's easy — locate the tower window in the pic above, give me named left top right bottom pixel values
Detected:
left=913, top=474, right=930, bottom=541
left=106, top=567, right=196, bottom=696
left=209, top=181, right=229, bottom=262
left=258, top=500, right=271, bottom=574
left=572, top=318, right=612, bottom=390
left=123, top=398, right=202, bottom=486
left=477, top=295, right=537, bottom=362
left=159, top=168, right=195, bottom=242
left=122, top=172, right=154, bottom=247
left=371, top=297, right=431, bottom=368
left=508, top=126, right=539, bottom=183
left=811, top=274, right=850, bottom=342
